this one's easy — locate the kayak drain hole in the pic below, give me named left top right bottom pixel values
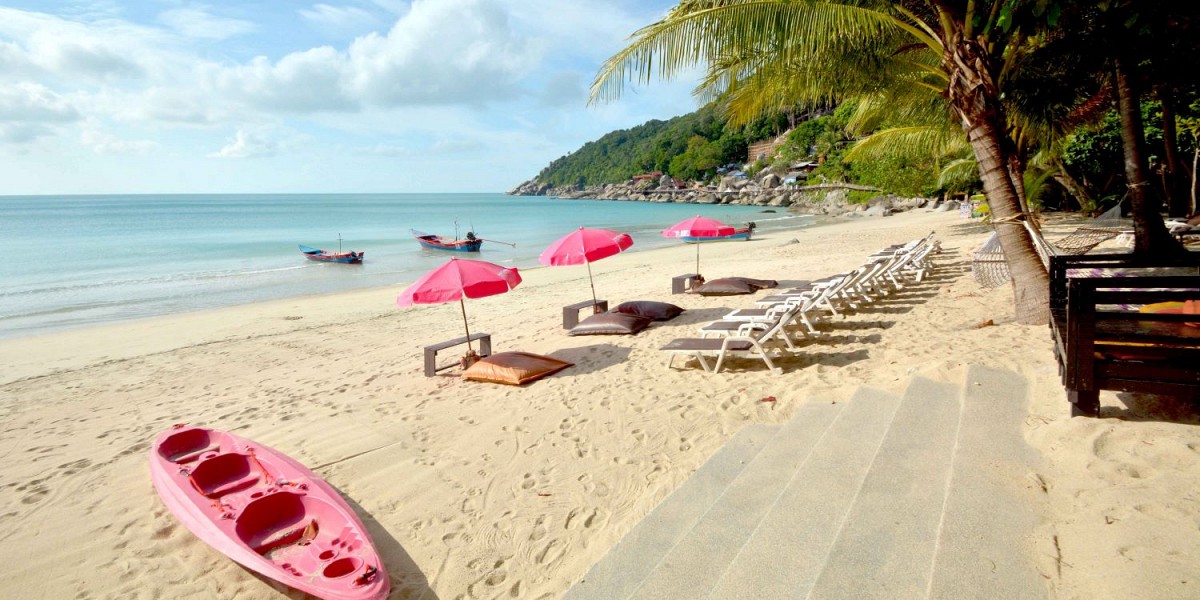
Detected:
left=319, top=549, right=337, bottom=561
left=323, top=557, right=362, bottom=579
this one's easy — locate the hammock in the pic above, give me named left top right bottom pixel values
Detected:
left=971, top=204, right=1127, bottom=288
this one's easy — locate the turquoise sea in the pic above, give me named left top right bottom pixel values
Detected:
left=0, top=193, right=812, bottom=340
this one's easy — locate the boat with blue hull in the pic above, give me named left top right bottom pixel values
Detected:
left=681, top=224, right=755, bottom=243
left=412, top=229, right=484, bottom=252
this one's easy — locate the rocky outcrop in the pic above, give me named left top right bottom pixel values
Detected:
left=506, top=178, right=936, bottom=218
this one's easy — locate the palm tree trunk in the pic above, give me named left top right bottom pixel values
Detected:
left=1158, top=90, right=1189, bottom=218
left=1113, top=55, right=1185, bottom=255
left=1051, top=157, right=1094, bottom=213
left=944, top=33, right=1049, bottom=325
left=1007, top=154, right=1029, bottom=214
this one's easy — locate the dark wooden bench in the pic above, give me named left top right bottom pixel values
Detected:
left=1048, top=254, right=1200, bottom=416
left=562, top=300, right=608, bottom=329
left=423, top=333, right=491, bottom=376
left=672, top=273, right=702, bottom=294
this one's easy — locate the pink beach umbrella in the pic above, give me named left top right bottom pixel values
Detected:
left=539, top=227, right=634, bottom=305
left=661, top=215, right=736, bottom=276
left=397, top=258, right=522, bottom=354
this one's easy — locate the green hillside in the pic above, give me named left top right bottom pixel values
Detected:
left=535, top=104, right=766, bottom=187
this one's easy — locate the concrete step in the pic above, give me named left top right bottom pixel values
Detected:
left=928, top=365, right=1047, bottom=599
left=629, top=401, right=844, bottom=600
left=807, top=375, right=962, bottom=600
left=562, top=422, right=784, bottom=600
left=707, top=387, right=905, bottom=600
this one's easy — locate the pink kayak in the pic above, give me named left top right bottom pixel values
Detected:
left=149, top=424, right=390, bottom=600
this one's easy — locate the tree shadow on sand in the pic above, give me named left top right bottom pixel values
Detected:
left=801, top=333, right=884, bottom=347
left=549, top=344, right=634, bottom=376
left=945, top=221, right=995, bottom=236
left=816, top=320, right=895, bottom=331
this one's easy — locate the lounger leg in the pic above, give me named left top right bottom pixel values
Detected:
left=779, top=329, right=797, bottom=349
left=800, top=313, right=818, bottom=334
left=753, top=342, right=783, bottom=375
left=824, top=300, right=840, bottom=318
left=1069, top=389, right=1100, bottom=417
left=711, top=353, right=725, bottom=373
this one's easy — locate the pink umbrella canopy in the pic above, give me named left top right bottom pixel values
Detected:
left=397, top=258, right=522, bottom=354
left=661, top=215, right=736, bottom=276
left=539, top=227, right=634, bottom=305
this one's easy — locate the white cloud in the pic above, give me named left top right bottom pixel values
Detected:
left=300, top=4, right=382, bottom=37
left=0, top=82, right=79, bottom=123
left=344, top=0, right=539, bottom=106
left=80, top=125, right=158, bottom=154
left=355, top=142, right=413, bottom=156
left=0, top=122, right=54, bottom=143
left=0, top=1, right=706, bottom=193
left=159, top=7, right=257, bottom=41
left=367, top=0, right=410, bottom=15
left=212, top=47, right=356, bottom=112
left=0, top=7, right=172, bottom=86
left=210, top=128, right=280, bottom=158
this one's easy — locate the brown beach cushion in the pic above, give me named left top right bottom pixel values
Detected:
left=733, top=277, right=779, bottom=289
left=462, top=352, right=573, bottom=385
left=568, top=312, right=652, bottom=336
left=693, top=277, right=778, bottom=296
left=611, top=300, right=684, bottom=321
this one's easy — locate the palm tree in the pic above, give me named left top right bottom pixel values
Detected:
left=592, top=1, right=1054, bottom=323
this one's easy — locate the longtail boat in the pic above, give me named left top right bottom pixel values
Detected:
left=680, top=223, right=755, bottom=243
left=411, top=229, right=484, bottom=252
left=299, top=245, right=364, bottom=264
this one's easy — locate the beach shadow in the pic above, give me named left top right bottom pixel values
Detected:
left=922, top=267, right=971, bottom=282
left=666, top=307, right=738, bottom=326
left=346, top=497, right=440, bottom=600
left=1097, top=392, right=1200, bottom=423
left=775, top=279, right=818, bottom=289
left=945, top=221, right=994, bottom=236
left=887, top=291, right=939, bottom=300
left=848, top=304, right=914, bottom=315
left=241, top=496, right=438, bottom=600
left=815, top=320, right=895, bottom=332
left=798, top=348, right=872, bottom=369
left=802, top=333, right=884, bottom=347
left=550, top=344, right=634, bottom=376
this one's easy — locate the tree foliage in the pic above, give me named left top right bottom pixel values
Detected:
left=534, top=104, right=749, bottom=187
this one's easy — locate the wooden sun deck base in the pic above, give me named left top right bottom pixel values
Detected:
left=1048, top=253, right=1200, bottom=416
left=424, top=333, right=492, bottom=377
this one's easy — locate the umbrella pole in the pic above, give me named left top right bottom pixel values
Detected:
left=586, top=261, right=598, bottom=307
left=459, top=298, right=473, bottom=355
left=695, top=243, right=701, bottom=278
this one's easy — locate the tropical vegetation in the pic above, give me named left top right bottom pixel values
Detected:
left=535, top=104, right=804, bottom=187
left=589, top=0, right=1200, bottom=324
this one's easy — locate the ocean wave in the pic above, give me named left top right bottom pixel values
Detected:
left=0, top=265, right=309, bottom=298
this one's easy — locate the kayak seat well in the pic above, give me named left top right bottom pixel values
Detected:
left=189, top=453, right=260, bottom=498
left=158, top=427, right=222, bottom=464
left=236, top=492, right=349, bottom=558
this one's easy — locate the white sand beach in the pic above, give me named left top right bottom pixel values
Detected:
left=2, top=208, right=1198, bottom=600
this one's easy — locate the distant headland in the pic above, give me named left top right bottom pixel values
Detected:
left=507, top=174, right=953, bottom=218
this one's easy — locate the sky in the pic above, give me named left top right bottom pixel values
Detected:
left=0, top=0, right=702, bottom=195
